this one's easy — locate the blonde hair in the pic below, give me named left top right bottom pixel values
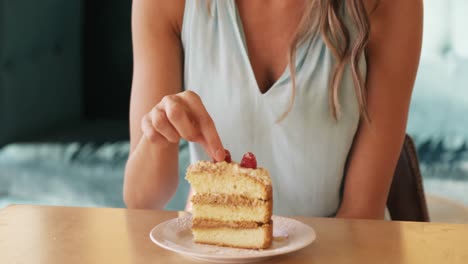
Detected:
left=207, top=1, right=375, bottom=122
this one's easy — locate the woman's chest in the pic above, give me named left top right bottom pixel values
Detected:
left=235, top=1, right=305, bottom=93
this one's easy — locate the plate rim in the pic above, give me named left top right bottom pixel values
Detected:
left=149, top=215, right=316, bottom=261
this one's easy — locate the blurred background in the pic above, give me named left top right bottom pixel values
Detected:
left=0, top=0, right=467, bottom=221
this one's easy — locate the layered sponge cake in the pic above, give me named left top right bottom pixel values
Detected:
left=185, top=152, right=273, bottom=249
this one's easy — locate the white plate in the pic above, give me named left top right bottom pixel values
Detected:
left=149, top=215, right=316, bottom=263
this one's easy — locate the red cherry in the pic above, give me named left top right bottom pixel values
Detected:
left=240, top=152, right=257, bottom=169
left=224, top=149, right=232, bottom=163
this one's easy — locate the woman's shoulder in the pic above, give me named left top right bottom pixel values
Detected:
left=364, top=0, right=423, bottom=18
left=134, top=0, right=185, bottom=35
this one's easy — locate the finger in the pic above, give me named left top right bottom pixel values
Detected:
left=150, top=107, right=180, bottom=143
left=141, top=115, right=160, bottom=143
left=179, top=91, right=225, bottom=161
left=160, top=95, right=202, bottom=143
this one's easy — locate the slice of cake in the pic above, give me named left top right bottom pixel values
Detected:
left=185, top=151, right=273, bottom=249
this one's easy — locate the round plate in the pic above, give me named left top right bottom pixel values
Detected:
left=149, top=215, right=316, bottom=263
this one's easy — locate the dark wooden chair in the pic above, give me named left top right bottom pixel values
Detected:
left=387, top=135, right=430, bottom=221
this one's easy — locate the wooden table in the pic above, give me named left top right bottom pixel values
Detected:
left=1, top=205, right=468, bottom=264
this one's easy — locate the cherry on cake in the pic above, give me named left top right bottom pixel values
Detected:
left=185, top=151, right=273, bottom=249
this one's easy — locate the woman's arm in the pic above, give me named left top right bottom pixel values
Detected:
left=337, top=0, right=423, bottom=219
left=124, top=0, right=187, bottom=209
left=124, top=0, right=225, bottom=209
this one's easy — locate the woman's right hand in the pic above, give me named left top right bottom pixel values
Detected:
left=141, top=90, right=226, bottom=162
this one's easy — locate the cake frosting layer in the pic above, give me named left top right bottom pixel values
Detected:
left=191, top=193, right=269, bottom=206
left=192, top=218, right=272, bottom=229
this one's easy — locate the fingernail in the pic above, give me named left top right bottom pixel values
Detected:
left=214, top=148, right=225, bottom=161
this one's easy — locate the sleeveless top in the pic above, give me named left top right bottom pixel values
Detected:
left=181, top=0, right=367, bottom=217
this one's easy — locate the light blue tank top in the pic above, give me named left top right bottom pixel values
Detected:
left=182, top=0, right=366, bottom=217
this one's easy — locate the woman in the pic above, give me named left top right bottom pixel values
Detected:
left=124, top=0, right=423, bottom=219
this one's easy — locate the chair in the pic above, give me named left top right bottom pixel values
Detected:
left=387, top=135, right=430, bottom=221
